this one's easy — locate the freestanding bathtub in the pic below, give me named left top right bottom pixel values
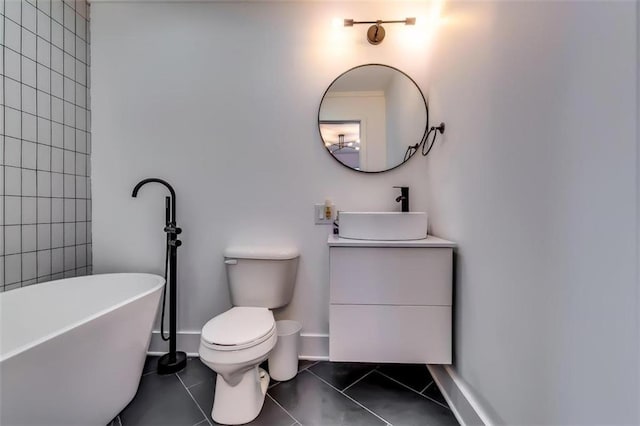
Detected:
left=0, top=273, right=164, bottom=426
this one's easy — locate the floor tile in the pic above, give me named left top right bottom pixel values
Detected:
left=120, top=373, right=205, bottom=426
left=422, top=382, right=448, bottom=407
left=345, top=371, right=458, bottom=426
left=178, top=357, right=215, bottom=388
left=376, top=363, right=433, bottom=392
left=184, top=377, right=216, bottom=424
left=142, top=356, right=159, bottom=375
left=269, top=370, right=385, bottom=426
left=189, top=376, right=295, bottom=425
left=308, top=361, right=377, bottom=391
left=128, top=357, right=457, bottom=426
left=262, top=359, right=318, bottom=388
left=297, top=359, right=318, bottom=372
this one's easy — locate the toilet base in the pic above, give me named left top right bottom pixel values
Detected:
left=212, top=367, right=270, bottom=425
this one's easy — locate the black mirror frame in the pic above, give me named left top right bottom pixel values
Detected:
left=317, top=63, right=430, bottom=174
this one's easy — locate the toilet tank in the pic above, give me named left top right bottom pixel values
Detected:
left=224, top=247, right=299, bottom=309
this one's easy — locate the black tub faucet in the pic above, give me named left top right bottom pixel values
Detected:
left=132, top=177, right=186, bottom=375
left=394, top=186, right=409, bottom=212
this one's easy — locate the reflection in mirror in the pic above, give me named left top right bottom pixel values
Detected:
left=320, top=121, right=362, bottom=170
left=318, top=64, right=428, bottom=173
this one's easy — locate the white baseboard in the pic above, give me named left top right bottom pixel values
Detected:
left=427, top=365, right=493, bottom=426
left=148, top=331, right=329, bottom=360
left=299, top=333, right=329, bottom=360
left=148, top=331, right=202, bottom=357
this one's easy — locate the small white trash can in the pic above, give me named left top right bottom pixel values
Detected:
left=268, top=320, right=302, bottom=381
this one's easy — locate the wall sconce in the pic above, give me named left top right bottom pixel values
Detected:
left=344, top=17, right=416, bottom=45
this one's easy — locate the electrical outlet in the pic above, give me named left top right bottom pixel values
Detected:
left=314, top=204, right=335, bottom=225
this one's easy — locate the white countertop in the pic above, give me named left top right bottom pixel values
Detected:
left=327, top=234, right=456, bottom=248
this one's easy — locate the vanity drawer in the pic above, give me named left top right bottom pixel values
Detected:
left=329, top=305, right=451, bottom=364
left=329, top=247, right=452, bottom=305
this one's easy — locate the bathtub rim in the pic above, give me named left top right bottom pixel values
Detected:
left=0, top=273, right=165, bottom=363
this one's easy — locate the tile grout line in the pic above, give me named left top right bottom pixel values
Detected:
left=49, top=4, right=54, bottom=288
left=266, top=393, right=301, bottom=426
left=172, top=360, right=301, bottom=426
left=306, top=369, right=392, bottom=425
left=3, top=0, right=7, bottom=290
left=176, top=373, right=212, bottom=426
left=419, top=380, right=435, bottom=394
left=3, top=105, right=92, bottom=131
left=3, top=68, right=91, bottom=96
left=3, top=6, right=90, bottom=43
left=298, top=360, right=320, bottom=372
left=376, top=370, right=451, bottom=411
left=268, top=380, right=281, bottom=390
left=35, top=0, right=40, bottom=284
left=19, top=0, right=24, bottom=287
left=342, top=368, right=376, bottom=392
left=61, top=6, right=67, bottom=277
left=2, top=0, right=92, bottom=285
left=268, top=360, right=319, bottom=390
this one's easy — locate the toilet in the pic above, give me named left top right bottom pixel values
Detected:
left=198, top=246, right=299, bottom=425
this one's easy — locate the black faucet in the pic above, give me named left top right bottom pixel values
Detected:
left=394, top=186, right=409, bottom=212
left=132, top=178, right=186, bottom=375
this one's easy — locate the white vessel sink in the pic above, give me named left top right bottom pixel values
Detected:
left=338, top=212, right=428, bottom=241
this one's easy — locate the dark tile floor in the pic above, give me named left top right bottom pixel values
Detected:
left=109, top=357, right=458, bottom=426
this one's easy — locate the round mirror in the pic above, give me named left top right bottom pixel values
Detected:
left=318, top=64, right=428, bottom=173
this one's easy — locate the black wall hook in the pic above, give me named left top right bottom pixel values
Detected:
left=403, top=122, right=446, bottom=162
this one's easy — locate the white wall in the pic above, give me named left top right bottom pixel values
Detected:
left=91, top=1, right=436, bottom=351
left=425, top=1, right=639, bottom=425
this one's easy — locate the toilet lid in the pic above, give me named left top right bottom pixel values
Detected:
left=201, top=307, right=275, bottom=347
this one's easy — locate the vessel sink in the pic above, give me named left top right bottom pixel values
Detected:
left=338, top=212, right=428, bottom=241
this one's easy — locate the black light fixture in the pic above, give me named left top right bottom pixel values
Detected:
left=344, top=17, right=416, bottom=45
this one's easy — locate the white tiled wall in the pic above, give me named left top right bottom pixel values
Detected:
left=1, top=0, right=91, bottom=291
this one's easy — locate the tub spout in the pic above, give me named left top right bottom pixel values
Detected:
left=132, top=178, right=177, bottom=223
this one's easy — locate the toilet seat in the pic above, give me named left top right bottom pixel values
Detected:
left=201, top=307, right=276, bottom=351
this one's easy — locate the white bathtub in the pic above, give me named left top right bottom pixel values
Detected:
left=0, top=273, right=164, bottom=426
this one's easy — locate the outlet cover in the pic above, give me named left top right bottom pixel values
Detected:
left=314, top=204, right=335, bottom=225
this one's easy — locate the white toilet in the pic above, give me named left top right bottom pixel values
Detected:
left=198, top=246, right=299, bottom=425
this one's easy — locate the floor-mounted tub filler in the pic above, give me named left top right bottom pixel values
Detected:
left=0, top=273, right=164, bottom=426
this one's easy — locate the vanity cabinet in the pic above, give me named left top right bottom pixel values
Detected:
left=328, top=235, right=455, bottom=364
